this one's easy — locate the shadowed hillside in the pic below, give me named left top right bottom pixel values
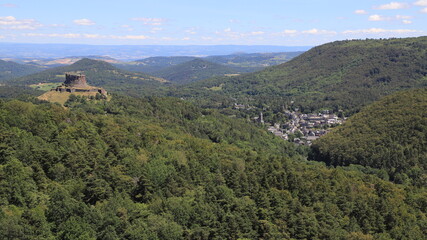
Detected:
left=311, top=88, right=427, bottom=186
left=0, top=60, right=44, bottom=82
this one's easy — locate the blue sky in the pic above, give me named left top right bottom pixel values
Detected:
left=0, top=0, right=426, bottom=46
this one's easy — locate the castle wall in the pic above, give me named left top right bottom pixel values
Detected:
left=64, top=73, right=87, bottom=88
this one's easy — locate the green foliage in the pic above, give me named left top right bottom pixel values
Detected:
left=0, top=60, right=44, bottom=82
left=311, top=88, right=427, bottom=186
left=179, top=37, right=427, bottom=114
left=0, top=96, right=425, bottom=239
left=153, top=58, right=239, bottom=84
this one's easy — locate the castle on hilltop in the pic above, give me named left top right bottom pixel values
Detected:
left=53, top=73, right=107, bottom=95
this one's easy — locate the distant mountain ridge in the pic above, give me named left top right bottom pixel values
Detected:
left=0, top=43, right=311, bottom=60
left=115, top=51, right=303, bottom=74
left=152, top=58, right=239, bottom=84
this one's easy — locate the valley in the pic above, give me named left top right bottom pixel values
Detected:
left=0, top=36, right=426, bottom=239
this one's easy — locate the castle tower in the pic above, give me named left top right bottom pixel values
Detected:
left=64, top=73, right=88, bottom=88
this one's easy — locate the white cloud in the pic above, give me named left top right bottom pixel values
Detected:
left=150, top=27, right=162, bottom=33
left=368, top=14, right=389, bottom=21
left=282, top=29, right=297, bottom=35
left=113, top=35, right=149, bottom=40
left=421, top=7, right=427, bottom=12
left=83, top=34, right=104, bottom=39
left=24, top=33, right=81, bottom=38
left=0, top=16, right=42, bottom=30
left=121, top=25, right=134, bottom=31
left=343, top=28, right=421, bottom=34
left=22, top=33, right=150, bottom=40
left=182, top=37, right=191, bottom=41
left=223, top=28, right=232, bottom=32
left=250, top=31, right=264, bottom=35
left=402, top=20, right=412, bottom=24
left=374, top=2, right=410, bottom=10
left=414, top=0, right=427, bottom=6
left=302, top=28, right=336, bottom=35
left=73, top=19, right=95, bottom=26
left=132, top=18, right=167, bottom=26
left=396, top=15, right=413, bottom=19
left=354, top=9, right=368, bottom=14
left=49, top=24, right=65, bottom=27
left=185, top=28, right=197, bottom=34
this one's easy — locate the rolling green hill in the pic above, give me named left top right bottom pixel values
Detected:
left=205, top=51, right=304, bottom=72
left=115, top=52, right=303, bottom=74
left=188, top=37, right=427, bottom=113
left=0, top=96, right=426, bottom=239
left=311, top=88, right=427, bottom=186
left=116, top=56, right=197, bottom=73
left=153, top=58, right=239, bottom=84
left=0, top=60, right=44, bottom=82
left=9, top=58, right=167, bottom=95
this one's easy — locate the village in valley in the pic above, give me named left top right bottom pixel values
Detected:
left=266, top=110, right=345, bottom=145
left=234, top=103, right=346, bottom=145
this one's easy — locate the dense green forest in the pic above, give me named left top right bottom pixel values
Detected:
left=181, top=37, right=427, bottom=114
left=152, top=59, right=239, bottom=84
left=0, top=95, right=426, bottom=239
left=0, top=60, right=44, bottom=82
left=311, top=88, right=427, bottom=187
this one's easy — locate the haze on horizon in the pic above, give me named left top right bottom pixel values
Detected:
left=0, top=0, right=427, bottom=46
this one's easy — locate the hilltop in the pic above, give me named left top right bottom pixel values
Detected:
left=311, top=88, right=427, bottom=186
left=153, top=58, right=239, bottom=84
left=187, top=37, right=427, bottom=113
left=10, top=58, right=167, bottom=96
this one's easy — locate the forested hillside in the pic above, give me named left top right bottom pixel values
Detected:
left=153, top=58, right=238, bottom=84
left=187, top=37, right=427, bottom=114
left=0, top=60, right=44, bottom=82
left=116, top=56, right=197, bottom=73
left=311, top=88, right=427, bottom=186
left=0, top=95, right=426, bottom=239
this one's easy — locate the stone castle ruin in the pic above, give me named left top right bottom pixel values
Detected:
left=64, top=73, right=88, bottom=88
left=54, top=73, right=107, bottom=95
